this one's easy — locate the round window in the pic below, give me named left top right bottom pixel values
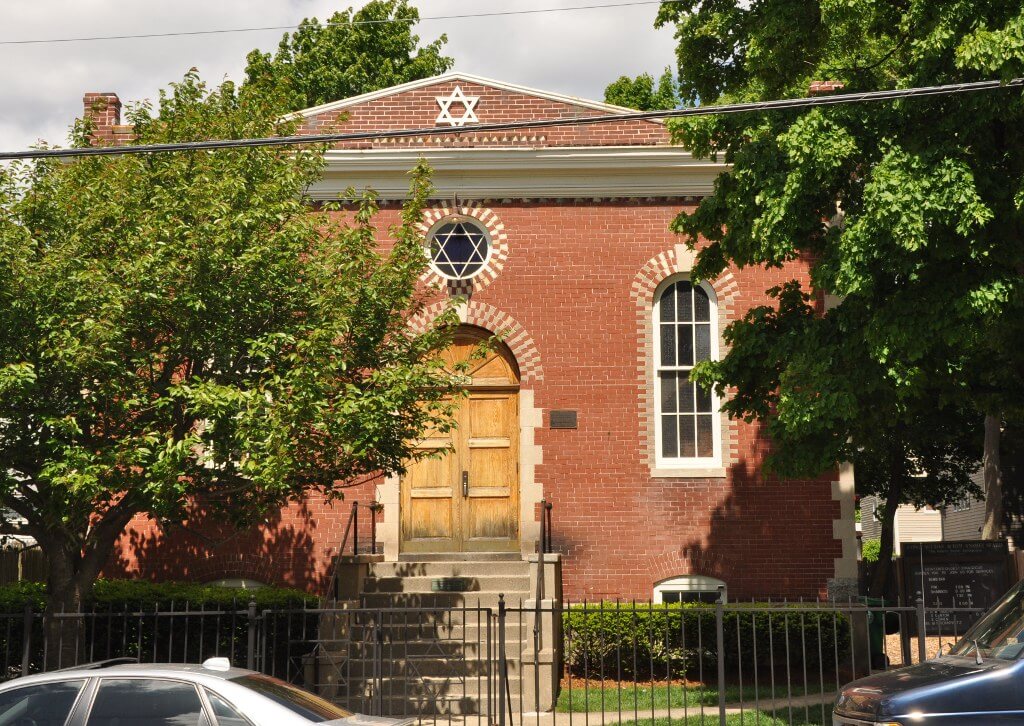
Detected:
left=427, top=219, right=492, bottom=280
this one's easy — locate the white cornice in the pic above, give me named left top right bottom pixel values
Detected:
left=308, top=145, right=726, bottom=200
left=288, top=72, right=651, bottom=121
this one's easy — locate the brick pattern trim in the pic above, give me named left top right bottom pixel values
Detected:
left=297, top=79, right=669, bottom=149
left=632, top=246, right=740, bottom=473
left=417, top=204, right=510, bottom=296
left=415, top=299, right=544, bottom=384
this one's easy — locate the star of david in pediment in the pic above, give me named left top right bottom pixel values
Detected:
left=435, top=86, right=480, bottom=127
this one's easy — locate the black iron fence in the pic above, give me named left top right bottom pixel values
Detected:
left=0, top=595, right=987, bottom=726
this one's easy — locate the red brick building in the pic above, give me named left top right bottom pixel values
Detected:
left=93, top=73, right=858, bottom=602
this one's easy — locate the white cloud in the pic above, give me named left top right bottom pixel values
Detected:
left=0, top=0, right=676, bottom=151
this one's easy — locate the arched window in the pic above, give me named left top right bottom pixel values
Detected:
left=654, top=575, right=727, bottom=604
left=653, top=277, right=721, bottom=467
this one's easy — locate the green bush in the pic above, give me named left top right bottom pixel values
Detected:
left=0, top=581, right=317, bottom=679
left=563, top=603, right=850, bottom=680
left=0, top=580, right=315, bottom=613
left=861, top=539, right=881, bottom=563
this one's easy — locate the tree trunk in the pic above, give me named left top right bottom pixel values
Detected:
left=982, top=413, right=1004, bottom=540
left=869, top=480, right=903, bottom=599
left=36, top=506, right=136, bottom=672
left=41, top=544, right=89, bottom=671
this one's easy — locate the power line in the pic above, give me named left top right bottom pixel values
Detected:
left=2, top=77, right=1021, bottom=162
left=0, top=0, right=684, bottom=46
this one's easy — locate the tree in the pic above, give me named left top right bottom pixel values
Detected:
left=0, top=73, right=465, bottom=646
left=704, top=282, right=982, bottom=594
left=604, top=67, right=679, bottom=110
left=243, top=0, right=453, bottom=112
left=651, top=1, right=1024, bottom=563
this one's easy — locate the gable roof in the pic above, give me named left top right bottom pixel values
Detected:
left=289, top=72, right=644, bottom=121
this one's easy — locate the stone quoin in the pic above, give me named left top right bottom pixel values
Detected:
left=89, top=73, right=858, bottom=601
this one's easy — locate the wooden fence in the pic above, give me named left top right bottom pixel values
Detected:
left=0, top=548, right=47, bottom=584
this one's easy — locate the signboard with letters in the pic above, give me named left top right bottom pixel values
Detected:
left=902, top=540, right=1010, bottom=635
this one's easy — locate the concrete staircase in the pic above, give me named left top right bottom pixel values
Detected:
left=314, top=554, right=533, bottom=716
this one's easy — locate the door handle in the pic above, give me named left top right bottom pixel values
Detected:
left=462, top=471, right=469, bottom=497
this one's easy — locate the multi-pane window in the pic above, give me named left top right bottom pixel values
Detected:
left=655, top=279, right=719, bottom=464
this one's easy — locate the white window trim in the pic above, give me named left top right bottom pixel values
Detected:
left=652, top=276, right=723, bottom=471
left=653, top=575, right=727, bottom=604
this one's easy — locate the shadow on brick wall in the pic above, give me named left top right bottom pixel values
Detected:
left=102, top=498, right=331, bottom=594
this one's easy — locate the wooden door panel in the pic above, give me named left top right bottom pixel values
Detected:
left=462, top=393, right=518, bottom=550
left=400, top=433, right=458, bottom=551
left=401, top=329, right=521, bottom=554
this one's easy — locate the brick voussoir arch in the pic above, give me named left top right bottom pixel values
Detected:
left=417, top=203, right=510, bottom=296
left=648, top=547, right=732, bottom=588
left=414, top=300, right=544, bottom=384
left=632, top=245, right=740, bottom=472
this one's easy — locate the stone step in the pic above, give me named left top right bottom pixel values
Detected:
left=300, top=682, right=506, bottom=717
left=342, top=637, right=524, bottom=658
left=316, top=655, right=521, bottom=679
left=361, top=575, right=531, bottom=594
left=343, top=621, right=503, bottom=641
left=359, top=591, right=531, bottom=611
left=398, top=552, right=522, bottom=562
left=368, top=560, right=530, bottom=578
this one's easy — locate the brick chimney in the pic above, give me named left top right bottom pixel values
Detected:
left=83, top=92, right=131, bottom=144
left=808, top=81, right=845, bottom=96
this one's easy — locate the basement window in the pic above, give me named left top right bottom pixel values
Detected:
left=207, top=578, right=266, bottom=590
left=653, top=575, right=726, bottom=604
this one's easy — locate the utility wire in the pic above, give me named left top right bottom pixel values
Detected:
left=1, top=77, right=1021, bottom=162
left=0, top=0, right=684, bottom=46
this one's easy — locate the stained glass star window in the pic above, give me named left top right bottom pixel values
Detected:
left=428, top=220, right=491, bottom=280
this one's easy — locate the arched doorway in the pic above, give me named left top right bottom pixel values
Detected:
left=400, top=326, right=521, bottom=553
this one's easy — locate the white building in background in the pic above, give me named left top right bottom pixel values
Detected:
left=860, top=495, right=942, bottom=556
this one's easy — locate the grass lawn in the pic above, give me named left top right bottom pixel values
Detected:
left=556, top=681, right=837, bottom=712
left=611, top=713, right=827, bottom=726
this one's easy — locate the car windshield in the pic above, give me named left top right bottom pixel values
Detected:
left=230, top=674, right=353, bottom=722
left=951, top=580, right=1024, bottom=660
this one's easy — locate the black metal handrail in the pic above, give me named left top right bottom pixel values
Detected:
left=539, top=499, right=553, bottom=554
left=321, top=500, right=383, bottom=603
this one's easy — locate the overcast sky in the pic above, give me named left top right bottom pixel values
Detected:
left=0, top=0, right=676, bottom=151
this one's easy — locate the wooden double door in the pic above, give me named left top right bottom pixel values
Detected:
left=400, top=331, right=520, bottom=553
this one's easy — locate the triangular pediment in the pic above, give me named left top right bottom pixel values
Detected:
left=292, top=72, right=668, bottom=148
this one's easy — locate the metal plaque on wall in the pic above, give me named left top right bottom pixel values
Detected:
left=550, top=410, right=578, bottom=429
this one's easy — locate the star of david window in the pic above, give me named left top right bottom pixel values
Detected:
left=427, top=219, right=492, bottom=280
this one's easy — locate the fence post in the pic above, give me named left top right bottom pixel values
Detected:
left=916, top=598, right=927, bottom=663
left=246, top=601, right=257, bottom=671
left=21, top=603, right=32, bottom=676
left=498, top=594, right=507, bottom=726
left=716, top=586, right=726, bottom=725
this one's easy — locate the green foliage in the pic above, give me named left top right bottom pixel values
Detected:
left=861, top=539, right=881, bottom=564
left=0, top=581, right=317, bottom=675
left=243, top=0, right=453, bottom=112
left=649, top=1, right=1024, bottom=524
left=563, top=603, right=849, bottom=680
left=0, top=71, right=467, bottom=607
left=0, top=580, right=314, bottom=613
left=605, top=68, right=679, bottom=110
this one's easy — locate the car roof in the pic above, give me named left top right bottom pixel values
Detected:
left=5, top=662, right=255, bottom=687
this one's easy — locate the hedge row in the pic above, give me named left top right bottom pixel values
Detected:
left=563, top=603, right=851, bottom=679
left=0, top=581, right=319, bottom=679
left=0, top=580, right=317, bottom=613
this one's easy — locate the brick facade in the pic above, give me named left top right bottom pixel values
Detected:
left=95, top=74, right=847, bottom=601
